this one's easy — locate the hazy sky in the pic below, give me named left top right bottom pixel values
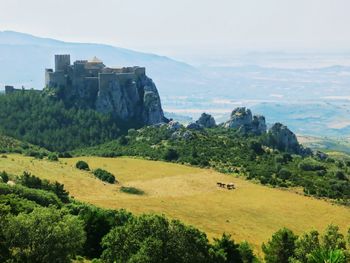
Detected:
left=1, top=0, right=350, bottom=59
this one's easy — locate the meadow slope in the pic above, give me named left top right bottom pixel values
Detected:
left=1, top=154, right=350, bottom=252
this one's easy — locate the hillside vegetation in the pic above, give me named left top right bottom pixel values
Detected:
left=0, top=133, right=48, bottom=155
left=1, top=154, right=350, bottom=253
left=75, top=126, right=350, bottom=203
left=0, top=91, right=137, bottom=151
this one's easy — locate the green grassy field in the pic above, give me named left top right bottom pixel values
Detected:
left=1, top=154, right=350, bottom=253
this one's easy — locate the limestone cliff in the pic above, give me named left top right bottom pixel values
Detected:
left=95, top=74, right=165, bottom=125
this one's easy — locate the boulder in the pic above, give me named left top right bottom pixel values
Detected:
left=171, top=130, right=193, bottom=140
left=186, top=122, right=204, bottom=131
left=196, top=113, right=216, bottom=128
left=167, top=121, right=182, bottom=132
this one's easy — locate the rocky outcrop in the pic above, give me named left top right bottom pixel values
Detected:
left=167, top=121, right=182, bottom=132
left=266, top=123, right=301, bottom=153
left=95, top=74, right=165, bottom=125
left=224, top=107, right=266, bottom=135
left=196, top=113, right=216, bottom=128
left=186, top=122, right=203, bottom=131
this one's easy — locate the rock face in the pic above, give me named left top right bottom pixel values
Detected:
left=186, top=122, right=203, bottom=131
left=267, top=123, right=301, bottom=153
left=196, top=113, right=216, bottom=128
left=167, top=121, right=182, bottom=132
left=95, top=73, right=165, bottom=125
left=45, top=54, right=166, bottom=126
left=224, top=107, right=266, bottom=135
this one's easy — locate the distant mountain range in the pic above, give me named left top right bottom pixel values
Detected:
left=1, top=31, right=350, bottom=138
left=0, top=30, right=202, bottom=97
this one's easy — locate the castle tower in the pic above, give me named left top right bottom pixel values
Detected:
left=55, top=54, right=71, bottom=72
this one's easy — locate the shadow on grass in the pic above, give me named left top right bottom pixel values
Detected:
left=120, top=186, right=145, bottom=195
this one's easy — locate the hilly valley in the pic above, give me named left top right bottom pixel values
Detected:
left=1, top=32, right=350, bottom=263
left=1, top=154, right=350, bottom=255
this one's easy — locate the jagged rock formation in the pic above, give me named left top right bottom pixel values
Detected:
left=171, top=130, right=194, bottom=140
left=196, top=113, right=216, bottom=128
left=45, top=55, right=166, bottom=125
left=266, top=123, right=302, bottom=153
left=186, top=122, right=203, bottom=131
left=167, top=121, right=182, bottom=132
left=224, top=107, right=266, bottom=135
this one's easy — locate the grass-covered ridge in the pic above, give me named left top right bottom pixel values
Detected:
left=75, top=125, right=350, bottom=203
left=2, top=154, right=350, bottom=253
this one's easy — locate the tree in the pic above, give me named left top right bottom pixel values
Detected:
left=163, top=148, right=179, bottom=161
left=262, top=228, right=297, bottom=263
left=78, top=206, right=132, bottom=259
left=2, top=207, right=86, bottom=263
left=0, top=171, right=9, bottom=183
left=309, top=248, right=346, bottom=263
left=76, top=160, right=90, bottom=171
left=322, top=225, right=346, bottom=251
left=212, top=233, right=243, bottom=263
left=101, top=214, right=211, bottom=263
left=238, top=241, right=256, bottom=263
left=293, top=230, right=320, bottom=263
left=48, top=153, right=59, bottom=161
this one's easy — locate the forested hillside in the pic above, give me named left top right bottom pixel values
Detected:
left=0, top=91, right=137, bottom=151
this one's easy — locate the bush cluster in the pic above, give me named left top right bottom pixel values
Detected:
left=93, top=168, right=116, bottom=184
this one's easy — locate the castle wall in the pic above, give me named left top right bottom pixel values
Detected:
left=45, top=69, right=53, bottom=87
left=48, top=71, right=66, bottom=88
left=116, top=73, right=136, bottom=86
left=55, top=54, right=71, bottom=72
left=99, top=73, right=117, bottom=92
left=5, top=85, right=15, bottom=94
left=134, top=67, right=146, bottom=77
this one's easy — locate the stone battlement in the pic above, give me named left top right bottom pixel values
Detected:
left=46, top=54, right=146, bottom=90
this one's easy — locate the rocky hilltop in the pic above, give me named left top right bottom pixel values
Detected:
left=44, top=55, right=166, bottom=125
left=224, top=107, right=267, bottom=135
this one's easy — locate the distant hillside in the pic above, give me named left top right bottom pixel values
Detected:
left=0, top=31, right=201, bottom=97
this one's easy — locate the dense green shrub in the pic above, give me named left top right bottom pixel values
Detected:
left=48, top=153, right=59, bottom=161
left=2, top=207, right=86, bottom=262
left=262, top=228, right=297, bottom=263
left=93, top=169, right=116, bottom=184
left=101, top=214, right=212, bottom=263
left=299, top=158, right=326, bottom=171
left=76, top=160, right=90, bottom=171
left=19, top=172, right=69, bottom=203
left=0, top=171, right=9, bottom=183
left=278, top=168, right=292, bottom=180
left=0, top=183, right=62, bottom=207
left=120, top=186, right=144, bottom=195
left=163, top=148, right=179, bottom=161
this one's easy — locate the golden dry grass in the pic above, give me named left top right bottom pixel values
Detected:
left=1, top=154, right=350, bottom=253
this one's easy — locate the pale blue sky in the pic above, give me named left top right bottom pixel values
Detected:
left=1, top=0, right=349, bottom=59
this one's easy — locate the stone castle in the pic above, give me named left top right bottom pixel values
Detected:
left=45, top=55, right=146, bottom=93
left=44, top=54, right=166, bottom=125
